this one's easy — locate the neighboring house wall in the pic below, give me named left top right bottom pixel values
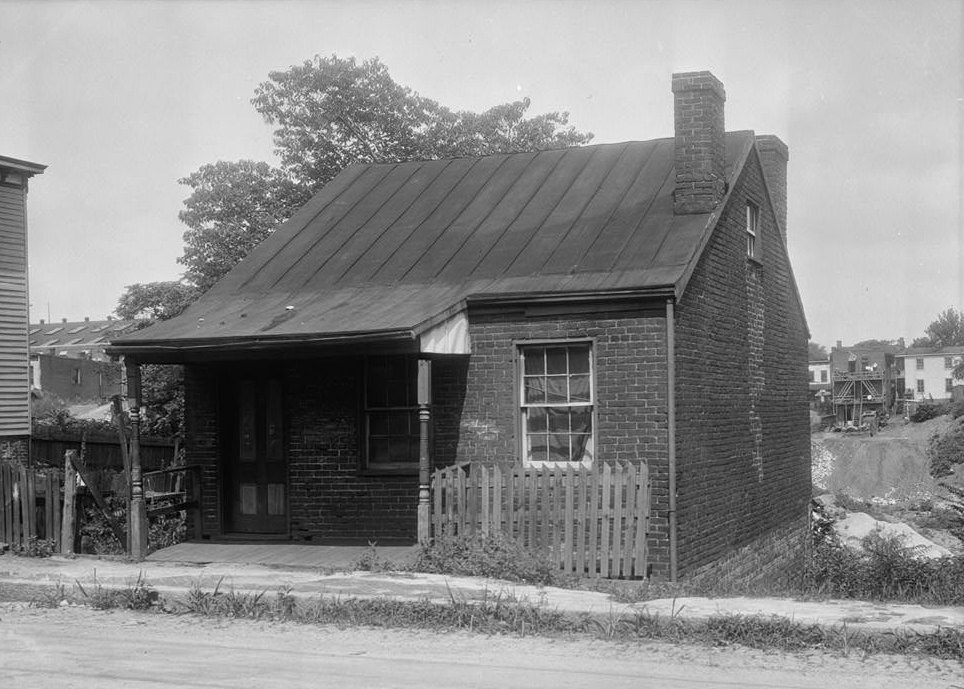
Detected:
left=30, top=353, right=123, bottom=402
left=674, top=148, right=810, bottom=584
left=0, top=156, right=44, bottom=461
left=0, top=178, right=31, bottom=437
left=900, top=350, right=964, bottom=402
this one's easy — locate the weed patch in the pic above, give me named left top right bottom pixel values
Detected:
left=411, top=534, right=554, bottom=585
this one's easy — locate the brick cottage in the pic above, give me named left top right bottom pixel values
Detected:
left=110, top=72, right=810, bottom=583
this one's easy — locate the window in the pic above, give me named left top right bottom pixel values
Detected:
left=820, top=370, right=828, bottom=383
left=945, top=357, right=954, bottom=370
left=808, top=370, right=815, bottom=382
left=745, top=203, right=759, bottom=259
left=916, top=358, right=924, bottom=370
left=364, top=356, right=418, bottom=471
left=72, top=368, right=81, bottom=385
left=520, top=343, right=593, bottom=464
left=917, top=379, right=925, bottom=394
left=947, top=379, right=954, bottom=393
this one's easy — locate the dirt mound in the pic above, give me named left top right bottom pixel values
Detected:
left=812, top=416, right=951, bottom=502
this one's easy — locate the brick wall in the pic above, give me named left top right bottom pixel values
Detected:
left=459, top=306, right=672, bottom=576
left=34, top=354, right=123, bottom=402
left=673, top=148, right=811, bottom=579
left=1, top=436, right=29, bottom=464
left=183, top=356, right=466, bottom=544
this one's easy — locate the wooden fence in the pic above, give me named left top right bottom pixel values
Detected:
left=431, top=461, right=650, bottom=579
left=0, top=462, right=63, bottom=551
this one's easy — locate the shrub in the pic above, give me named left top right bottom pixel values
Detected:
left=412, top=534, right=555, bottom=585
left=910, top=403, right=949, bottom=423
left=12, top=537, right=56, bottom=558
left=805, top=530, right=964, bottom=605
left=950, top=399, right=964, bottom=419
left=928, top=417, right=964, bottom=479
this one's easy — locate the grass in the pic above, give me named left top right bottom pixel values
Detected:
left=165, top=582, right=964, bottom=661
left=20, top=559, right=964, bottom=662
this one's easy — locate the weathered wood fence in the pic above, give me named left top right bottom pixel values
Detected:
left=0, top=462, right=63, bottom=551
left=431, top=462, right=650, bottom=579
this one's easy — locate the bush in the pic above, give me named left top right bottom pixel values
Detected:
left=950, top=399, right=964, bottom=420
left=928, top=417, right=964, bottom=479
left=910, top=403, right=949, bottom=423
left=805, top=530, right=964, bottom=605
left=412, top=534, right=555, bottom=585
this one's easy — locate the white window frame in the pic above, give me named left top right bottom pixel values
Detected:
left=518, top=341, right=595, bottom=467
left=917, top=379, right=925, bottom=394
left=945, top=357, right=954, bottom=370
left=746, top=202, right=760, bottom=260
left=916, top=358, right=924, bottom=370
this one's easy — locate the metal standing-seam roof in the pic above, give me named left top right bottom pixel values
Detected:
left=110, top=132, right=756, bottom=359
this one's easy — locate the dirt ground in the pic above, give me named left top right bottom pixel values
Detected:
left=2, top=603, right=963, bottom=689
left=813, top=414, right=964, bottom=554
left=813, top=415, right=954, bottom=501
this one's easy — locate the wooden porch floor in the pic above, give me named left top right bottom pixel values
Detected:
left=146, top=542, right=420, bottom=569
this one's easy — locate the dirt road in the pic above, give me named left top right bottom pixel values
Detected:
left=2, top=603, right=961, bottom=689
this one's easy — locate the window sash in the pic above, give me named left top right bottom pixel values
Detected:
left=746, top=203, right=759, bottom=259
left=520, top=344, right=594, bottom=464
left=364, top=356, right=419, bottom=469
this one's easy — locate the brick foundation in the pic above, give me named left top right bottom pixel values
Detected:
left=684, top=514, right=810, bottom=590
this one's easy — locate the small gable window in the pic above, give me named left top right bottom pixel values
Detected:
left=364, top=356, right=419, bottom=472
left=519, top=343, right=594, bottom=465
left=746, top=202, right=760, bottom=259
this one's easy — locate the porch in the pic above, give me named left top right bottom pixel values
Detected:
left=146, top=541, right=420, bottom=569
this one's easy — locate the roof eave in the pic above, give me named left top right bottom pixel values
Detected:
left=465, top=285, right=677, bottom=307
left=107, top=328, right=418, bottom=362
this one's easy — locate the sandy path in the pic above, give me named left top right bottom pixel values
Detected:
left=1, top=603, right=961, bottom=689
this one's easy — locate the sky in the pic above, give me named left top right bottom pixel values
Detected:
left=1, top=0, right=962, bottom=349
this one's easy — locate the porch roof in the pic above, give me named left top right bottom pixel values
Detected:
left=110, top=132, right=755, bottom=361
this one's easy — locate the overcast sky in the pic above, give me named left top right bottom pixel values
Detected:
left=2, top=0, right=961, bottom=348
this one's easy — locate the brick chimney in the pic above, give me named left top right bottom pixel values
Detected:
left=756, top=135, right=789, bottom=243
left=672, top=71, right=726, bottom=215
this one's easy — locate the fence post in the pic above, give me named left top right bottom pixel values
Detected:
left=61, top=450, right=77, bottom=555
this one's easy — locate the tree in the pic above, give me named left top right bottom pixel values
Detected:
left=114, top=283, right=196, bottom=439
left=177, top=54, right=593, bottom=291
left=915, top=308, right=964, bottom=349
left=808, top=341, right=828, bottom=360
left=115, top=281, right=199, bottom=322
left=178, top=161, right=311, bottom=292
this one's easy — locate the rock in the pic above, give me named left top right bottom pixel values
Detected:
left=834, top=512, right=952, bottom=559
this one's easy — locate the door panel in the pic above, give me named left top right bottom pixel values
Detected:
left=227, top=376, right=288, bottom=534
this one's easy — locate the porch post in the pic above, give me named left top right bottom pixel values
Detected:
left=417, top=358, right=432, bottom=544
left=125, top=358, right=147, bottom=560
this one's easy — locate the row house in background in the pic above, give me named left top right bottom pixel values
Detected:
left=28, top=317, right=141, bottom=403
left=807, top=358, right=831, bottom=411
left=829, top=341, right=899, bottom=424
left=0, top=155, right=45, bottom=461
left=897, top=346, right=964, bottom=407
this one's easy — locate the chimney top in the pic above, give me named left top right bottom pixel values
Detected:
left=671, top=71, right=726, bottom=99
left=672, top=71, right=727, bottom=215
left=84, top=316, right=90, bottom=322
left=61, top=317, right=67, bottom=324
left=39, top=319, right=45, bottom=325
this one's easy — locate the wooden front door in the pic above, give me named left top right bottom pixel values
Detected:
left=226, top=376, right=287, bottom=534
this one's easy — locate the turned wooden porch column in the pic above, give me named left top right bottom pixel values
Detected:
left=125, top=358, right=148, bottom=560
left=416, top=358, right=432, bottom=544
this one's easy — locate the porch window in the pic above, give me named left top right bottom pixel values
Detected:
left=520, top=343, right=594, bottom=465
left=364, top=356, right=419, bottom=472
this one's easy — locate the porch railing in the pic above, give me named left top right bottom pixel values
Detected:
left=431, top=461, right=650, bottom=579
